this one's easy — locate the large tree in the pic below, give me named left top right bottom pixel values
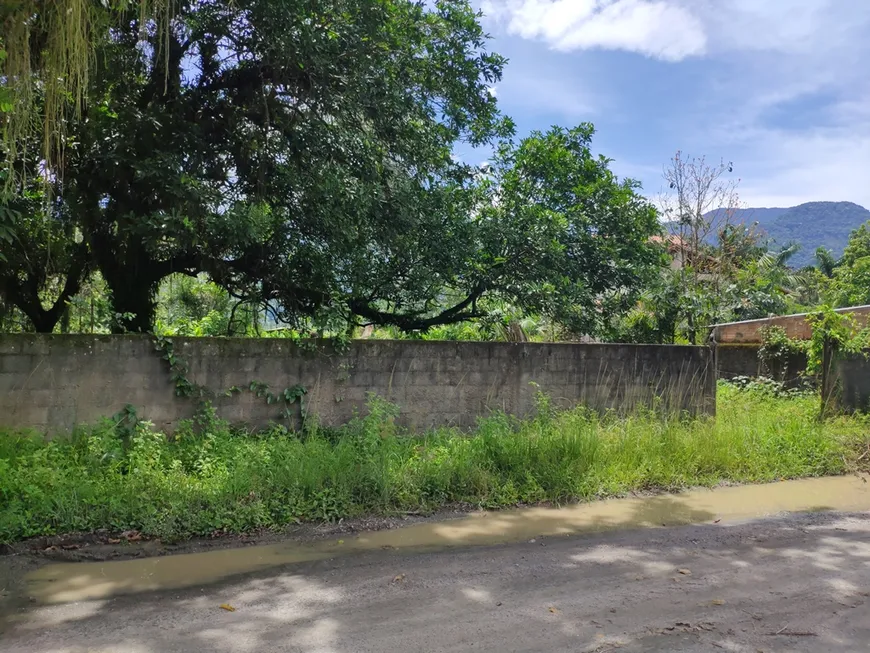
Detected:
left=3, top=1, right=661, bottom=336
left=55, top=0, right=510, bottom=332
left=298, top=124, right=663, bottom=335
left=469, top=125, right=662, bottom=336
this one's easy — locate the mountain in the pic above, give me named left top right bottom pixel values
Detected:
left=708, top=207, right=789, bottom=227
left=702, top=201, right=870, bottom=268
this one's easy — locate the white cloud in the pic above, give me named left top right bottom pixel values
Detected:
left=478, top=0, right=870, bottom=208
left=482, top=0, right=706, bottom=61
left=698, top=0, right=846, bottom=56
left=554, top=1, right=706, bottom=61
left=480, top=0, right=870, bottom=62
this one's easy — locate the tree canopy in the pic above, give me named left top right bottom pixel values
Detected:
left=5, top=0, right=510, bottom=331
left=0, top=0, right=665, bottom=337
left=828, top=223, right=870, bottom=308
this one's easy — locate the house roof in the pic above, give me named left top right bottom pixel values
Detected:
left=649, top=234, right=690, bottom=253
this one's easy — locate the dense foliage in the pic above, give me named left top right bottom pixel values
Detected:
left=0, top=0, right=663, bottom=338
left=827, top=223, right=870, bottom=308
left=1, top=385, right=866, bottom=542
left=1, top=2, right=868, bottom=342
left=0, top=1, right=173, bottom=185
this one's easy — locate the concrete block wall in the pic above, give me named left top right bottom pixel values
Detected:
left=0, top=335, right=716, bottom=434
left=824, top=354, right=870, bottom=413
left=716, top=344, right=809, bottom=386
left=710, top=305, right=870, bottom=344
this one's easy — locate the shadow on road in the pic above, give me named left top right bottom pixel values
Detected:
left=2, top=508, right=870, bottom=652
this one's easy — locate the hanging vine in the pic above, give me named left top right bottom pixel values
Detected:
left=0, top=0, right=173, bottom=190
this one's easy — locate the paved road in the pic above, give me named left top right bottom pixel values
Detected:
left=3, top=511, right=870, bottom=652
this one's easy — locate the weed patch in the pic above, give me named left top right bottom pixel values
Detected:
left=0, top=385, right=866, bottom=543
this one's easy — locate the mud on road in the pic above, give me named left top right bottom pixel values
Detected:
left=2, top=476, right=870, bottom=651
left=6, top=474, right=870, bottom=567
left=3, top=510, right=870, bottom=652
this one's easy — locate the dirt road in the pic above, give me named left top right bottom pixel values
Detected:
left=3, top=507, right=870, bottom=652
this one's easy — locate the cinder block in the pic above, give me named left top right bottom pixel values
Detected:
left=0, top=355, right=39, bottom=375
left=0, top=371, right=32, bottom=393
left=0, top=335, right=717, bottom=434
left=20, top=388, right=62, bottom=408
left=4, top=405, right=50, bottom=429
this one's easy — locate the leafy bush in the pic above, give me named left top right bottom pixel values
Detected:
left=806, top=306, right=870, bottom=375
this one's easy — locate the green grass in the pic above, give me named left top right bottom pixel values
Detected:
left=1, top=383, right=867, bottom=543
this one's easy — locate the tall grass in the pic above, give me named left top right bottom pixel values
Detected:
left=0, top=384, right=866, bottom=543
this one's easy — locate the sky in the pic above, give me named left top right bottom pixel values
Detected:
left=466, top=0, right=870, bottom=209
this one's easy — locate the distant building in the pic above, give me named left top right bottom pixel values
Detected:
left=650, top=234, right=717, bottom=277
left=649, top=234, right=689, bottom=270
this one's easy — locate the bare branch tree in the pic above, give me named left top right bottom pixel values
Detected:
left=658, top=151, right=748, bottom=342
left=659, top=151, right=743, bottom=267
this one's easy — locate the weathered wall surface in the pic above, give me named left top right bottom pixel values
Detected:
left=716, top=344, right=763, bottom=379
left=710, top=305, right=870, bottom=344
left=716, top=344, right=809, bottom=385
left=824, top=354, right=870, bottom=413
left=0, top=335, right=716, bottom=434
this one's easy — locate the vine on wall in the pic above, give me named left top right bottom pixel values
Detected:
left=806, top=307, right=870, bottom=375
left=152, top=335, right=310, bottom=424
left=757, top=325, right=808, bottom=378
left=757, top=311, right=870, bottom=379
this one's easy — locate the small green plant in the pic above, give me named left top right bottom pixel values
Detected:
left=807, top=306, right=870, bottom=375
left=248, top=380, right=308, bottom=421
left=758, top=325, right=807, bottom=366
left=111, top=404, right=140, bottom=441
left=249, top=380, right=271, bottom=399
left=307, top=487, right=346, bottom=522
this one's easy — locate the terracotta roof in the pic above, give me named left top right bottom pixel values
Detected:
left=649, top=234, right=690, bottom=253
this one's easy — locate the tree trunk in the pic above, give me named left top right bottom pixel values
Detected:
left=87, top=229, right=164, bottom=334
left=22, top=306, right=60, bottom=333
left=105, top=274, right=159, bottom=333
left=11, top=290, right=65, bottom=333
left=1, top=246, right=89, bottom=333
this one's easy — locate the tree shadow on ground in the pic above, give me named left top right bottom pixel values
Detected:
left=2, top=509, right=870, bottom=652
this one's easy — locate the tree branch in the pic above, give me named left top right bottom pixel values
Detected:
left=348, top=283, right=488, bottom=331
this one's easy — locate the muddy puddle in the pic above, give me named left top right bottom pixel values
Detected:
left=22, top=475, right=870, bottom=605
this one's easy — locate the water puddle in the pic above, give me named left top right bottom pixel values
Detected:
left=23, top=475, right=870, bottom=604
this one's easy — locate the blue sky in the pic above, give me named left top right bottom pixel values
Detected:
left=467, top=0, right=870, bottom=209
